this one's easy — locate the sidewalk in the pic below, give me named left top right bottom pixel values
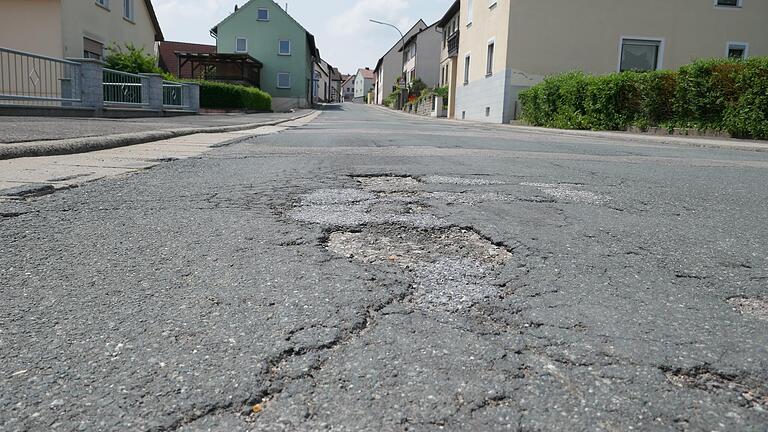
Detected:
left=0, top=110, right=315, bottom=159
left=369, top=104, right=768, bottom=153
left=0, top=112, right=321, bottom=198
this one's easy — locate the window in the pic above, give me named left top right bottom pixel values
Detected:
left=486, top=41, right=495, bottom=76
left=95, top=0, right=109, bottom=9
left=463, top=54, right=471, bottom=84
left=279, top=40, right=291, bottom=55
left=619, top=38, right=662, bottom=72
left=727, top=42, right=749, bottom=59
left=715, top=0, right=741, bottom=7
left=277, top=72, right=291, bottom=89
left=257, top=8, right=270, bottom=21
left=83, top=37, right=104, bottom=60
left=467, top=0, right=474, bottom=25
left=123, top=0, right=134, bottom=21
left=235, top=37, right=248, bottom=53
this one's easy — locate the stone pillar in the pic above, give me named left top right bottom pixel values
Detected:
left=185, top=83, right=200, bottom=113
left=432, top=96, right=445, bottom=117
left=139, top=73, right=164, bottom=112
left=69, top=58, right=104, bottom=112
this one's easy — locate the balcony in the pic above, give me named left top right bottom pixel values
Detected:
left=447, top=31, right=460, bottom=57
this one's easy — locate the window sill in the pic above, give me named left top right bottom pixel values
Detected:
left=95, top=3, right=110, bottom=11
left=123, top=16, right=136, bottom=24
left=485, top=73, right=493, bottom=78
left=278, top=53, right=291, bottom=56
left=466, top=23, right=472, bottom=28
left=257, top=19, right=270, bottom=22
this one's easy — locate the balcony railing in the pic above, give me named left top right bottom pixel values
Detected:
left=448, top=31, right=460, bottom=57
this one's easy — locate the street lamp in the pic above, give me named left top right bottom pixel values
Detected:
left=370, top=19, right=407, bottom=109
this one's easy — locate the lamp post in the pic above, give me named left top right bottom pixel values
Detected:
left=370, top=19, right=406, bottom=109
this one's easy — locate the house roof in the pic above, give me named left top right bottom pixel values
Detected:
left=437, top=0, right=460, bottom=29
left=330, top=67, right=342, bottom=81
left=374, top=19, right=427, bottom=72
left=342, top=74, right=355, bottom=87
left=144, top=0, right=164, bottom=41
left=357, top=68, right=375, bottom=80
left=158, top=41, right=215, bottom=75
left=397, top=22, right=439, bottom=52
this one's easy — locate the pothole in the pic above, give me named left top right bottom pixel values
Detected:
left=326, top=226, right=513, bottom=312
left=352, top=175, right=421, bottom=192
left=425, top=191, right=516, bottom=205
left=727, top=297, right=768, bottom=321
left=290, top=188, right=446, bottom=228
left=664, top=366, right=767, bottom=410
left=520, top=182, right=609, bottom=205
left=421, top=175, right=505, bottom=186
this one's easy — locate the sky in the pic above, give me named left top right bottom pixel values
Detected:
left=153, top=0, right=450, bottom=75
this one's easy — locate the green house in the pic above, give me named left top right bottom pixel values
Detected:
left=211, top=0, right=318, bottom=111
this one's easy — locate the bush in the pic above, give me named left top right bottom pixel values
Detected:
left=196, top=81, right=271, bottom=111
left=675, top=58, right=745, bottom=130
left=724, top=57, right=768, bottom=139
left=583, top=72, right=644, bottom=130
left=637, top=71, right=678, bottom=127
left=434, top=86, right=449, bottom=99
left=519, top=57, right=768, bottom=139
left=105, top=43, right=174, bottom=80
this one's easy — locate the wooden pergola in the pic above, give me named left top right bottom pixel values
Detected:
left=175, top=52, right=263, bottom=88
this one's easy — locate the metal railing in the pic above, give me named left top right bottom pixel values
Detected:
left=0, top=47, right=81, bottom=106
left=162, top=81, right=184, bottom=108
left=103, top=68, right=147, bottom=106
left=447, top=31, right=460, bottom=57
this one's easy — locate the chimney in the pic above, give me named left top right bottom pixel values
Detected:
left=234, top=4, right=238, bottom=11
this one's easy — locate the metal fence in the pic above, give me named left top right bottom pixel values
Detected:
left=162, top=81, right=184, bottom=108
left=103, top=68, right=147, bottom=106
left=0, top=47, right=81, bottom=106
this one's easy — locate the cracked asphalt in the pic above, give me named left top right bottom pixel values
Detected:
left=1, top=104, right=767, bottom=431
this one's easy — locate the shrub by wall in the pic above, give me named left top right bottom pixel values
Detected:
left=519, top=58, right=768, bottom=140
left=724, top=57, right=768, bottom=139
left=197, top=81, right=272, bottom=111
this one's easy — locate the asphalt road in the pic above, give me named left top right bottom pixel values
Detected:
left=1, top=104, right=767, bottom=431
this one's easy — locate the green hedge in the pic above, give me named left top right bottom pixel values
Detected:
left=519, top=57, right=768, bottom=139
left=196, top=81, right=272, bottom=111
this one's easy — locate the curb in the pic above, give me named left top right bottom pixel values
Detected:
left=0, top=111, right=317, bottom=160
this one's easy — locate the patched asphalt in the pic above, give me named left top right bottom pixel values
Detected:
left=1, top=104, right=767, bottom=431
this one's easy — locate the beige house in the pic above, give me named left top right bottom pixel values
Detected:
left=437, top=1, right=460, bottom=119
left=0, top=0, right=163, bottom=59
left=455, top=0, right=768, bottom=124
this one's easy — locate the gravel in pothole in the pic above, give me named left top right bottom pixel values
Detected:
left=521, top=182, right=609, bottom=205
left=327, top=226, right=513, bottom=312
left=290, top=188, right=447, bottom=228
left=728, top=296, right=768, bottom=321
left=353, top=176, right=421, bottom=192
left=421, top=175, right=505, bottom=185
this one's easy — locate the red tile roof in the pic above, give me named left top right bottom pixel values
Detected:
left=158, top=41, right=216, bottom=77
left=358, top=68, right=375, bottom=80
